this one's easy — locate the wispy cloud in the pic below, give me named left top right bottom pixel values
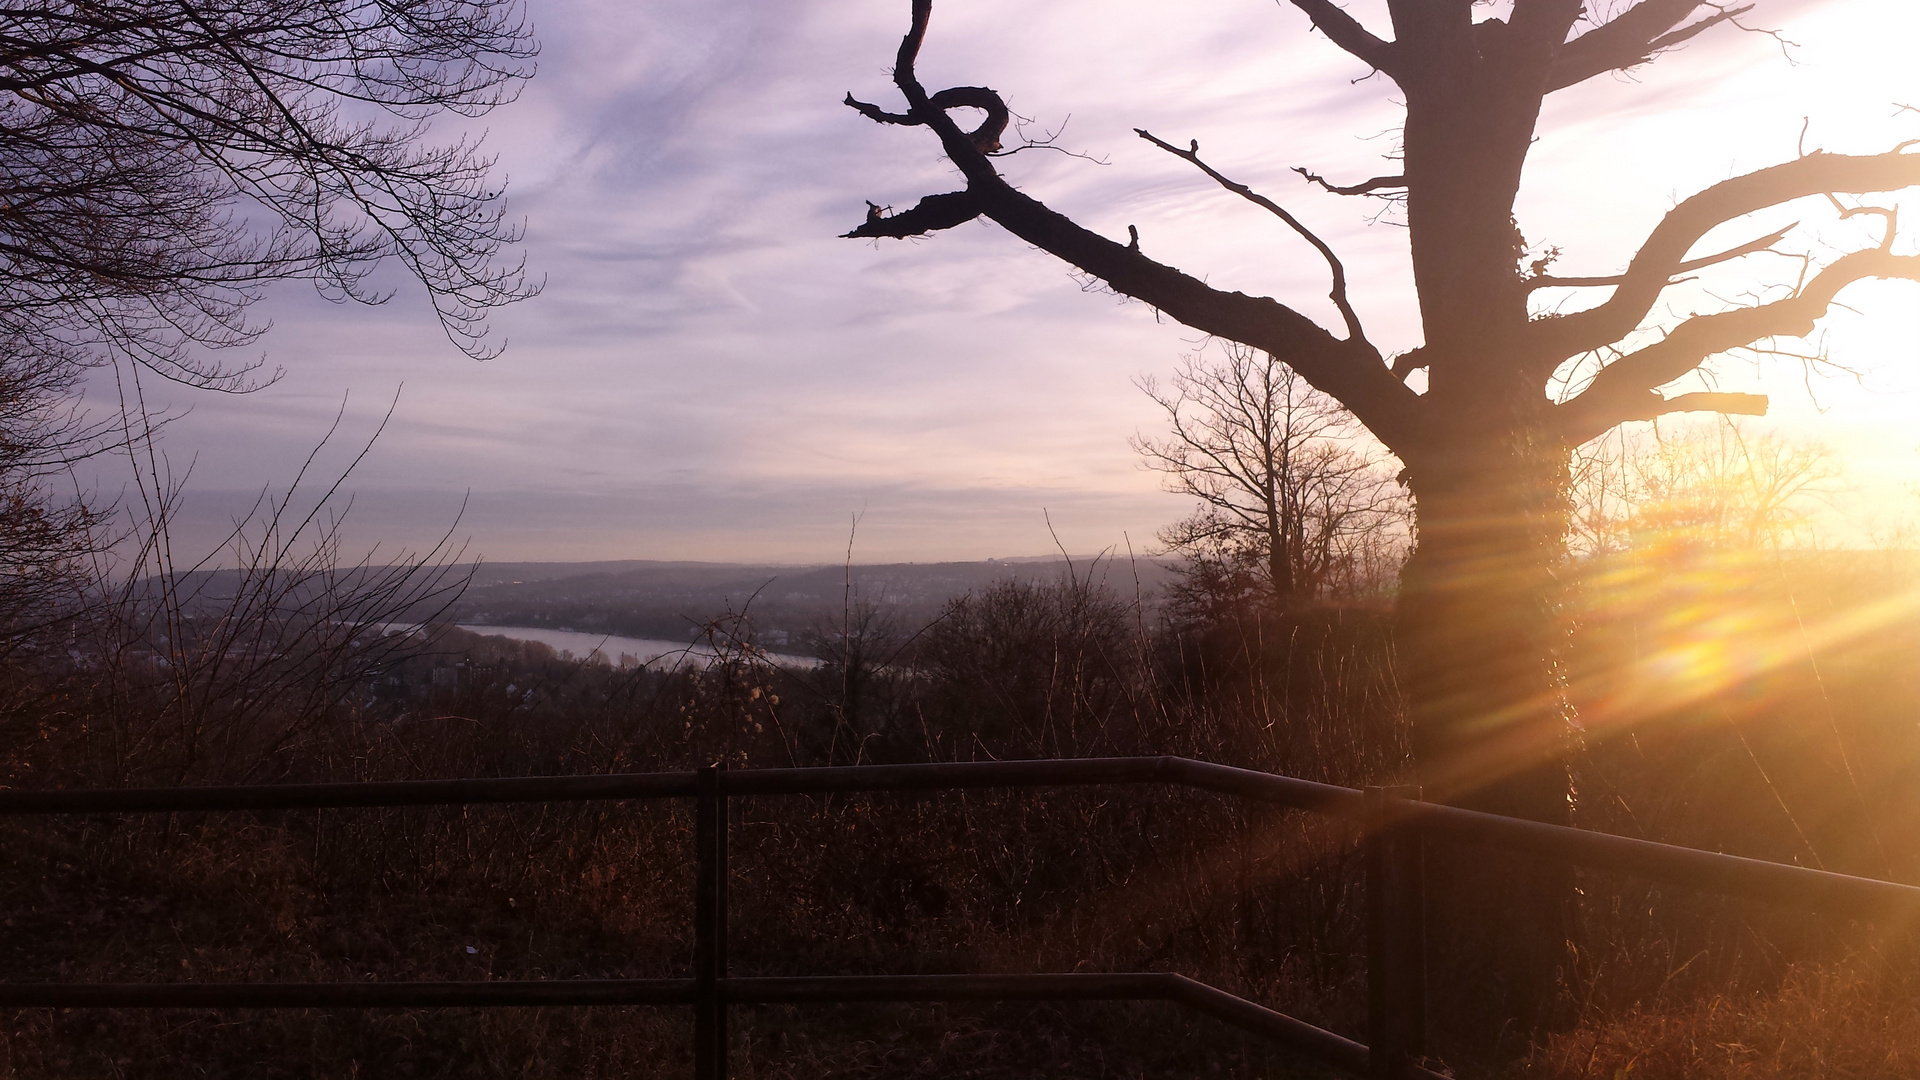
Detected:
left=99, top=0, right=1915, bottom=563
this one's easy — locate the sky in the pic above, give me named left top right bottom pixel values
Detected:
left=94, top=0, right=1920, bottom=565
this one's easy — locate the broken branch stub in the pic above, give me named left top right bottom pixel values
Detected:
left=843, top=191, right=983, bottom=239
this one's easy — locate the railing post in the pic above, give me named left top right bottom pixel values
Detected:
left=1366, top=785, right=1425, bottom=1080
left=694, top=763, right=730, bottom=1080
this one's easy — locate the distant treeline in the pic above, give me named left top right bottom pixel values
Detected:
left=423, top=557, right=1183, bottom=644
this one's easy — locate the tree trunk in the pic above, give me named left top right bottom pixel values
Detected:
left=1269, top=519, right=1295, bottom=608
left=1397, top=419, right=1579, bottom=1043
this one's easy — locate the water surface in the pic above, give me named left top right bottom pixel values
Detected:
left=455, top=625, right=815, bottom=668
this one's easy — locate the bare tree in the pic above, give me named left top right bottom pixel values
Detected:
left=0, top=0, right=538, bottom=389
left=839, top=0, right=1919, bottom=1035
left=0, top=344, right=109, bottom=654
left=1570, top=421, right=1833, bottom=557
left=1135, top=344, right=1406, bottom=607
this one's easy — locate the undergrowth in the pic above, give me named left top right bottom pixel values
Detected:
left=0, top=551, right=1914, bottom=1078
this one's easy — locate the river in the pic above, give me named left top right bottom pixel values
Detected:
left=454, top=625, right=818, bottom=669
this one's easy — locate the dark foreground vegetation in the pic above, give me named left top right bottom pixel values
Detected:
left=1, top=541, right=1915, bottom=1078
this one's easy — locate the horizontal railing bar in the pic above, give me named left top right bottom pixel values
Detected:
left=718, top=756, right=1367, bottom=818
left=0, top=979, right=697, bottom=1008
left=724, top=973, right=1410, bottom=1078
left=0, top=973, right=1427, bottom=1079
left=1165, top=975, right=1372, bottom=1077
left=0, top=757, right=1363, bottom=818
left=0, top=772, right=697, bottom=815
left=1165, top=976, right=1447, bottom=1080
left=1, top=758, right=1913, bottom=918
left=722, top=757, right=1167, bottom=797
left=1163, top=758, right=1368, bottom=820
left=1402, top=800, right=1920, bottom=921
left=723, top=972, right=1166, bottom=1003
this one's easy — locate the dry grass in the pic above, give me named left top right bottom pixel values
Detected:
left=1511, top=963, right=1920, bottom=1080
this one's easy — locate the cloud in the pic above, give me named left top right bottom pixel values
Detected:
left=91, top=0, right=1916, bottom=564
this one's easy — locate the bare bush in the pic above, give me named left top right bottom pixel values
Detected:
left=4, top=409, right=470, bottom=789
left=913, top=566, right=1141, bottom=760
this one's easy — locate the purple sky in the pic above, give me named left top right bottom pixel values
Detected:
left=97, top=0, right=1920, bottom=564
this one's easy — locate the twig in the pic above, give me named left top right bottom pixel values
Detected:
left=1136, top=129, right=1368, bottom=345
left=1529, top=223, right=1797, bottom=290
left=1292, top=167, right=1405, bottom=197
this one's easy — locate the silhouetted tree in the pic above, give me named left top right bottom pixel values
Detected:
left=1135, top=344, right=1405, bottom=608
left=840, top=0, right=1920, bottom=1037
left=0, top=347, right=102, bottom=653
left=0, top=0, right=538, bottom=388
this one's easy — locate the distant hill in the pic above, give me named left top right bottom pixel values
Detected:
left=445, top=556, right=1180, bottom=647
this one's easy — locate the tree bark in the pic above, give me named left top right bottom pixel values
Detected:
left=1398, top=409, right=1579, bottom=1038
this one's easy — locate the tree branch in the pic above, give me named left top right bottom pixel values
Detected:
left=842, top=192, right=981, bottom=238
left=1557, top=248, right=1920, bottom=441
left=1546, top=1, right=1751, bottom=93
left=1137, top=128, right=1369, bottom=346
left=1528, top=149, right=1920, bottom=364
left=843, top=0, right=1424, bottom=457
left=842, top=92, right=915, bottom=127
left=1293, top=167, right=1406, bottom=197
left=1561, top=391, right=1768, bottom=444
left=843, top=86, right=1009, bottom=152
left=1527, top=222, right=1794, bottom=290
left=1285, top=0, right=1398, bottom=77
left=1390, top=346, right=1428, bottom=380
left=1653, top=391, right=1769, bottom=418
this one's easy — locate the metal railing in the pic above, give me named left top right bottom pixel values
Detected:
left=3, top=755, right=1916, bottom=1080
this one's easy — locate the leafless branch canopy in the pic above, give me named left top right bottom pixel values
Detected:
left=1546, top=1, right=1756, bottom=92
left=843, top=0, right=1920, bottom=462
left=1528, top=152, right=1920, bottom=368
left=0, top=0, right=539, bottom=385
left=1556, top=247, right=1919, bottom=442
left=843, top=0, right=1420, bottom=459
